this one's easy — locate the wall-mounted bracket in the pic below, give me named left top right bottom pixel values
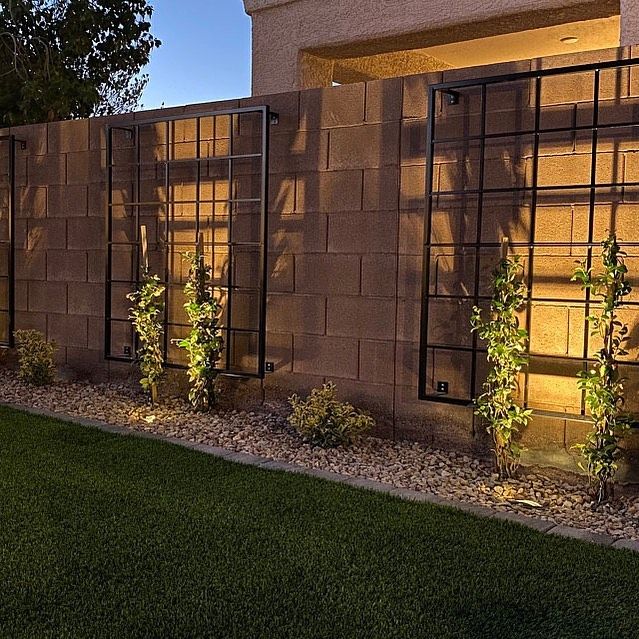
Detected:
left=441, top=89, right=460, bottom=106
left=110, top=125, right=135, bottom=142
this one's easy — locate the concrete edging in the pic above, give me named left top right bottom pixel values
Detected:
left=3, top=401, right=639, bottom=554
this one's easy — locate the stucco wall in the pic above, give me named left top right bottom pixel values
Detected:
left=5, top=45, right=639, bottom=477
left=244, top=0, right=630, bottom=94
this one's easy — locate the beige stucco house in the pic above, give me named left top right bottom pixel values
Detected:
left=244, top=0, right=639, bottom=93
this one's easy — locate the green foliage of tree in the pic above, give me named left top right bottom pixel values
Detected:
left=0, top=0, right=161, bottom=125
left=176, top=250, right=224, bottom=411
left=471, top=254, right=532, bottom=479
left=127, top=268, right=164, bottom=404
left=571, top=234, right=632, bottom=505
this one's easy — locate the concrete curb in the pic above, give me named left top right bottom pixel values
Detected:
left=2, top=401, right=637, bottom=553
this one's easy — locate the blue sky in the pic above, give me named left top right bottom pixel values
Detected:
left=141, top=0, right=252, bottom=109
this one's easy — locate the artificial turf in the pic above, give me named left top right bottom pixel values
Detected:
left=0, top=406, right=638, bottom=638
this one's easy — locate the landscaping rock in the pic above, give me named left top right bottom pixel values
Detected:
left=0, top=370, right=638, bottom=541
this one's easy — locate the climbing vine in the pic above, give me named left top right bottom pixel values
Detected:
left=471, top=254, right=532, bottom=479
left=176, top=249, right=224, bottom=411
left=572, top=234, right=632, bottom=505
left=127, top=268, right=165, bottom=404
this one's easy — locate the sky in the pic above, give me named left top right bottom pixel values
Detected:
left=141, top=0, right=252, bottom=110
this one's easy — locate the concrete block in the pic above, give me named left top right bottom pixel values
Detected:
left=520, top=414, right=566, bottom=451
left=28, top=155, right=66, bottom=185
left=265, top=331, right=293, bottom=373
left=17, top=187, right=46, bottom=219
left=361, top=254, right=397, bottom=298
left=48, top=119, right=89, bottom=154
left=87, top=183, right=107, bottom=218
left=67, top=218, right=104, bottom=250
left=87, top=250, right=106, bottom=283
left=11, top=123, right=47, bottom=155
left=87, top=317, right=105, bottom=351
left=48, top=185, right=88, bottom=217
left=328, top=211, right=397, bottom=254
left=402, top=72, right=443, bottom=119
left=295, top=254, right=360, bottom=295
left=65, top=347, right=108, bottom=381
left=363, top=167, right=399, bottom=211
left=328, top=123, right=399, bottom=170
left=14, top=311, right=46, bottom=333
left=527, top=364, right=582, bottom=415
left=532, top=256, right=583, bottom=300
left=398, top=211, right=424, bottom=256
left=292, top=334, right=359, bottom=379
left=398, top=255, right=421, bottom=299
left=300, top=83, right=365, bottom=130
left=48, top=313, right=88, bottom=348
left=269, top=173, right=296, bottom=213
left=266, top=293, right=325, bottom=335
left=359, top=339, right=395, bottom=384
left=296, top=170, right=363, bottom=213
left=396, top=298, right=421, bottom=343
left=28, top=281, right=66, bottom=314
left=270, top=130, right=329, bottom=173
left=400, top=165, right=426, bottom=209
left=67, top=150, right=106, bottom=185
left=268, top=212, right=328, bottom=254
left=365, top=77, right=402, bottom=123
left=401, top=118, right=427, bottom=166
left=332, top=379, right=394, bottom=426
left=241, top=91, right=299, bottom=132
left=27, top=219, right=66, bottom=251
left=327, top=296, right=395, bottom=341
left=14, top=281, right=27, bottom=311
left=529, top=304, right=570, bottom=356
left=46, top=250, right=88, bottom=282
left=268, top=254, right=294, bottom=293
left=394, top=340, right=419, bottom=388
left=15, top=250, right=46, bottom=281
left=67, top=282, right=103, bottom=317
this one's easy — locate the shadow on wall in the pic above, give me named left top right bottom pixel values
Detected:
left=418, top=57, right=639, bottom=424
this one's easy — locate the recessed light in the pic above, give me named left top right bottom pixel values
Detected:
left=560, top=36, right=579, bottom=44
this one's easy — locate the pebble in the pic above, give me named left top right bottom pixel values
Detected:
left=0, top=370, right=638, bottom=541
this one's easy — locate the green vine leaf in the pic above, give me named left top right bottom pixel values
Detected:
left=173, top=250, right=224, bottom=411
left=472, top=253, right=530, bottom=479
left=572, top=234, right=632, bottom=505
left=127, top=268, right=165, bottom=404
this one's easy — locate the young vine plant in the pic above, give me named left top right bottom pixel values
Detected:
left=177, top=250, right=224, bottom=411
left=471, top=253, right=532, bottom=479
left=127, top=268, right=165, bottom=404
left=571, top=234, right=632, bottom=505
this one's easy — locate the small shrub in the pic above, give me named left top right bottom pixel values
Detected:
left=175, top=250, right=224, bottom=411
left=288, top=382, right=374, bottom=448
left=14, top=329, right=56, bottom=386
left=127, top=268, right=165, bottom=404
left=471, top=253, right=532, bottom=479
left=571, top=234, right=632, bottom=504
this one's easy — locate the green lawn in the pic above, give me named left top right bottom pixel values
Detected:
left=0, top=407, right=638, bottom=638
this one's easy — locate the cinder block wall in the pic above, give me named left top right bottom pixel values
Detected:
left=6, top=46, right=639, bottom=475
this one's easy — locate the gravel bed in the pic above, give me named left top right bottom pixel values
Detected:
left=1, top=370, right=638, bottom=540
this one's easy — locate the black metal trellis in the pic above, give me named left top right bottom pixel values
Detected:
left=105, top=106, right=271, bottom=378
left=419, top=57, right=639, bottom=419
left=0, top=135, right=22, bottom=348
